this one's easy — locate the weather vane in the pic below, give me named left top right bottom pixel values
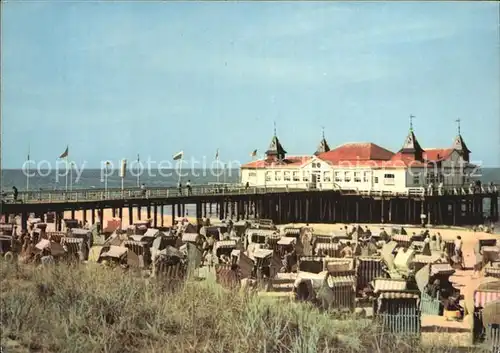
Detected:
left=409, top=114, right=416, bottom=131
left=273, top=121, right=277, bottom=136
left=455, top=118, right=461, bottom=135
left=321, top=126, right=325, bottom=139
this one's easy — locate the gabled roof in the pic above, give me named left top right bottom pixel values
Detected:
left=265, top=135, right=287, bottom=156
left=452, top=134, right=471, bottom=154
left=318, top=142, right=395, bottom=163
left=314, top=138, right=330, bottom=155
left=399, top=130, right=424, bottom=156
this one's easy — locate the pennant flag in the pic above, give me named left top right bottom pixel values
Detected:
left=215, top=149, right=219, bottom=160
left=173, top=151, right=184, bottom=161
left=250, top=149, right=257, bottom=157
left=59, top=146, right=69, bottom=159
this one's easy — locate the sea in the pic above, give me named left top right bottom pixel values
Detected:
left=0, top=168, right=240, bottom=191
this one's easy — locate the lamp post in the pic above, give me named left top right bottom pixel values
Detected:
left=105, top=161, right=110, bottom=197
left=70, top=161, right=75, bottom=192
left=120, top=159, right=127, bottom=193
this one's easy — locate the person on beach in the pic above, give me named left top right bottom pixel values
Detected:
left=426, top=279, right=441, bottom=299
left=341, top=242, right=353, bottom=258
left=454, top=236, right=463, bottom=257
left=202, top=235, right=215, bottom=264
left=472, top=240, right=483, bottom=278
left=12, top=186, right=18, bottom=201
left=453, top=236, right=463, bottom=268
left=436, top=232, right=443, bottom=250
left=379, top=228, right=389, bottom=242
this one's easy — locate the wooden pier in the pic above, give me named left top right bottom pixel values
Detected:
left=1, top=184, right=498, bottom=231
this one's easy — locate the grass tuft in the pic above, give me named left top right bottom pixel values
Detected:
left=0, top=261, right=482, bottom=353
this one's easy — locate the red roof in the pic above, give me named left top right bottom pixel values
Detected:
left=423, top=148, right=453, bottom=162
left=389, top=148, right=454, bottom=167
left=318, top=143, right=395, bottom=162
left=241, top=156, right=311, bottom=169
left=241, top=144, right=456, bottom=170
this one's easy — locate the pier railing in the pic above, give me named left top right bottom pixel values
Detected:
left=5, top=184, right=311, bottom=204
left=1, top=183, right=497, bottom=204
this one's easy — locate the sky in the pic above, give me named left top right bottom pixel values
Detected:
left=1, top=1, right=499, bottom=168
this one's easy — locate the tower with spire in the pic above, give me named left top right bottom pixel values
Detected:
left=452, top=118, right=471, bottom=162
left=398, top=114, right=425, bottom=161
left=314, top=127, right=330, bottom=155
left=265, top=122, right=287, bottom=162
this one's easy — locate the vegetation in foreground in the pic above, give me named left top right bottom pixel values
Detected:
left=0, top=261, right=483, bottom=353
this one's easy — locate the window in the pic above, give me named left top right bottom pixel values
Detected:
left=363, top=171, right=369, bottom=183
left=293, top=171, right=300, bottom=181
left=265, top=171, right=272, bottom=181
left=284, top=171, right=291, bottom=181
left=275, top=171, right=282, bottom=181
left=302, top=171, right=310, bottom=182
left=383, top=173, right=395, bottom=185
left=354, top=172, right=361, bottom=183
left=374, top=177, right=379, bottom=184
left=312, top=162, right=320, bottom=169
left=323, top=171, right=332, bottom=182
left=413, top=174, right=420, bottom=185
left=248, top=172, right=256, bottom=177
left=334, top=171, right=342, bottom=182
left=425, top=173, right=437, bottom=185
left=344, top=171, right=351, bottom=182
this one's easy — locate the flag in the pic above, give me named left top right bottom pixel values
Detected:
left=59, top=146, right=69, bottom=159
left=173, top=151, right=184, bottom=161
left=250, top=149, right=257, bottom=157
left=215, top=149, right=219, bottom=160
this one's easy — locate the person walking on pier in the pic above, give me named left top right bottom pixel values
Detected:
left=12, top=186, right=18, bottom=201
left=178, top=182, right=182, bottom=196
left=186, top=180, right=192, bottom=196
left=141, top=183, right=147, bottom=197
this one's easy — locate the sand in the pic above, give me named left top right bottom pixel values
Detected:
left=62, top=209, right=198, bottom=230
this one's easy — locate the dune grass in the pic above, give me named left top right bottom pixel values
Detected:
left=0, top=261, right=484, bottom=353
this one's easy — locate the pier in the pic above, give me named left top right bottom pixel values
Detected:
left=1, top=183, right=498, bottom=231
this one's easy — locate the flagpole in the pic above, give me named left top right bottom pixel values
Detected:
left=216, top=149, right=220, bottom=185
left=70, top=162, right=73, bottom=192
left=26, top=144, right=30, bottom=192
left=177, top=155, right=183, bottom=186
left=65, top=159, right=68, bottom=192
left=137, top=154, right=140, bottom=187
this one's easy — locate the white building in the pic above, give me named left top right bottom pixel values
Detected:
left=240, top=125, right=475, bottom=194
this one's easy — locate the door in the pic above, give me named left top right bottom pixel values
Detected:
left=311, top=171, right=321, bottom=189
